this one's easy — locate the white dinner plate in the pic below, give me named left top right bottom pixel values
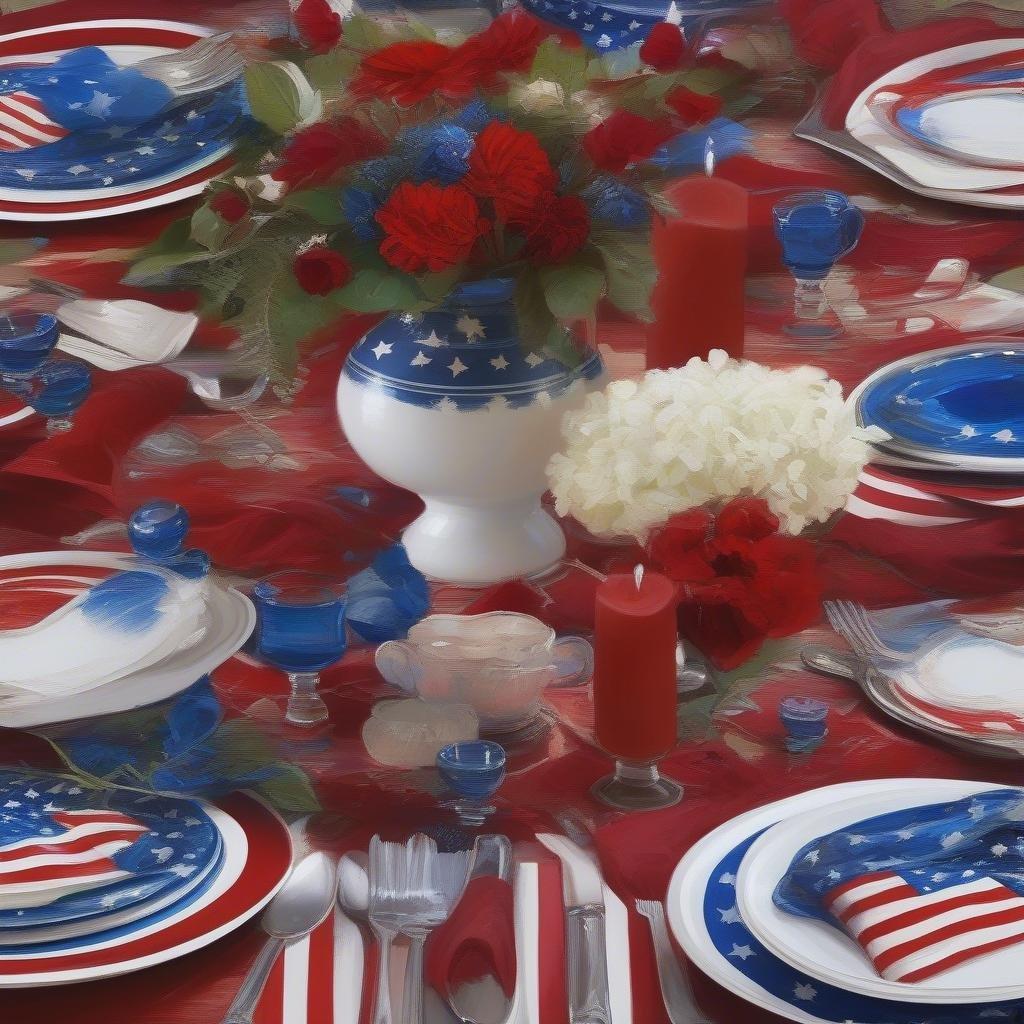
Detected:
left=736, top=779, right=1024, bottom=1003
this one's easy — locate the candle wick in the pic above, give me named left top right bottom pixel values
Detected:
left=703, top=138, right=716, bottom=178
left=633, top=564, right=645, bottom=592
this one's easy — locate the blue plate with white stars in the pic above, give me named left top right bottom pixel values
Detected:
left=853, top=343, right=1024, bottom=474
left=0, top=770, right=221, bottom=931
left=668, top=779, right=1024, bottom=1022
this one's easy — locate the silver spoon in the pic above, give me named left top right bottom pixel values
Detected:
left=221, top=851, right=337, bottom=1024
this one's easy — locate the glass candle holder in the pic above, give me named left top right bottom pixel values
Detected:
left=252, top=571, right=347, bottom=726
left=28, top=359, right=92, bottom=433
left=773, top=190, right=864, bottom=341
left=128, top=500, right=210, bottom=579
left=437, top=740, right=506, bottom=828
left=779, top=695, right=829, bottom=753
left=0, top=313, right=59, bottom=383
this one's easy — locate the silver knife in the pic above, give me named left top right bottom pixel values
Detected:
left=537, top=832, right=611, bottom=1024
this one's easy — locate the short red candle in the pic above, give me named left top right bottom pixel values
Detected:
left=646, top=175, right=749, bottom=370
left=593, top=571, right=678, bottom=761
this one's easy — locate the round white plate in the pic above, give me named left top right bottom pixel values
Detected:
left=736, top=779, right=1024, bottom=1003
left=0, top=552, right=255, bottom=728
left=667, top=779, right=1020, bottom=1023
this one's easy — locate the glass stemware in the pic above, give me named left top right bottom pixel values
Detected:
left=27, top=359, right=92, bottom=433
left=773, top=190, right=864, bottom=340
left=0, top=313, right=59, bottom=385
left=252, top=570, right=348, bottom=726
left=437, top=740, right=506, bottom=827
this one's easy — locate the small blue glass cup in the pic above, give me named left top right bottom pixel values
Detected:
left=773, top=190, right=864, bottom=339
left=779, top=695, right=829, bottom=753
left=128, top=500, right=210, bottom=579
left=437, top=740, right=506, bottom=827
left=253, top=570, right=348, bottom=726
left=0, top=313, right=59, bottom=383
left=28, top=359, right=92, bottom=433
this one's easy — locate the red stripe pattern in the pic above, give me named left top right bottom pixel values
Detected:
left=826, top=870, right=1024, bottom=982
left=0, top=91, right=69, bottom=150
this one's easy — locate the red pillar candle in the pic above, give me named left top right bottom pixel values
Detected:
left=593, top=570, right=678, bottom=761
left=646, top=175, right=749, bottom=370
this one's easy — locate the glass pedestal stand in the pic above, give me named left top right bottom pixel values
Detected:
left=592, top=758, right=683, bottom=811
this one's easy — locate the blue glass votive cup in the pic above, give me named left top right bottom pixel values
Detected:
left=28, top=359, right=91, bottom=433
left=0, top=313, right=59, bottom=382
left=779, top=695, right=829, bottom=754
left=129, top=501, right=190, bottom=560
left=773, top=190, right=864, bottom=339
left=437, top=740, right=506, bottom=828
left=253, top=571, right=347, bottom=726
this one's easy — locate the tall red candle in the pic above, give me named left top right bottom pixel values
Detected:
left=593, top=570, right=678, bottom=761
left=646, top=175, right=748, bottom=370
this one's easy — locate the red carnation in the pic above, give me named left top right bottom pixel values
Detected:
left=273, top=118, right=386, bottom=192
left=640, top=22, right=686, bottom=70
left=665, top=86, right=722, bottom=126
left=464, top=120, right=558, bottom=221
left=583, top=110, right=677, bottom=173
left=210, top=189, right=248, bottom=224
left=512, top=192, right=590, bottom=265
left=781, top=0, right=887, bottom=71
left=293, top=0, right=343, bottom=54
left=352, top=41, right=475, bottom=107
left=376, top=182, right=490, bottom=274
left=293, top=247, right=352, bottom=295
left=455, top=9, right=546, bottom=90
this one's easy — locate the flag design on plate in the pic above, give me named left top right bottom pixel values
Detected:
left=0, top=807, right=147, bottom=909
left=826, top=870, right=1024, bottom=983
left=0, top=92, right=70, bottom=151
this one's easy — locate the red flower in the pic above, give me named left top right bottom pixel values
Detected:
left=640, top=22, right=686, bottom=71
left=512, top=192, right=590, bottom=265
left=293, top=247, right=352, bottom=295
left=463, top=120, right=557, bottom=221
left=649, top=497, right=821, bottom=669
left=352, top=41, right=475, bottom=106
left=455, top=9, right=547, bottom=90
left=665, top=86, right=722, bottom=126
left=781, top=0, right=887, bottom=71
left=583, top=111, right=677, bottom=173
left=273, top=118, right=386, bottom=192
left=210, top=189, right=248, bottom=224
left=293, top=0, right=343, bottom=54
left=376, top=182, right=490, bottom=274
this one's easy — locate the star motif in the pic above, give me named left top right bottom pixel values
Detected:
left=941, top=831, right=964, bottom=849
left=371, top=341, right=393, bottom=360
left=628, top=18, right=641, bottom=28
left=993, top=843, right=1009, bottom=857
left=525, top=352, right=545, bottom=368
left=848, top=834, right=868, bottom=846
left=968, top=802, right=986, bottom=821
left=103, top=125, right=131, bottom=139
left=596, top=33, right=612, bottom=46
left=83, top=90, right=116, bottom=119
left=583, top=22, right=594, bottom=31
left=14, top=169, right=35, bottom=181
left=717, top=904, right=740, bottom=924
left=136, top=146, right=156, bottom=156
left=435, top=397, right=458, bottom=413
left=3, top=801, right=20, bottom=808
left=456, top=315, right=485, bottom=341
left=718, top=873, right=736, bottom=886
left=448, top=356, right=468, bottom=378
left=804, top=849, right=820, bottom=865
left=490, top=354, right=510, bottom=371
left=601, top=11, right=612, bottom=19
left=896, top=829, right=914, bottom=840
left=24, top=789, right=37, bottom=799
left=487, top=396, right=509, bottom=410
left=102, top=177, right=114, bottom=186
left=994, top=429, right=1016, bottom=443
left=729, top=944, right=755, bottom=960
left=169, top=863, right=197, bottom=877
left=410, top=351, right=431, bottom=367
left=419, top=330, right=446, bottom=348
left=184, top=817, right=201, bottom=827
left=793, top=982, right=817, bottom=1002
left=827, top=869, right=841, bottom=881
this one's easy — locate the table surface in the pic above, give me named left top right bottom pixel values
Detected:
left=2, top=1, right=1024, bottom=1022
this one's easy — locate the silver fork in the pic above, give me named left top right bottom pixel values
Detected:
left=635, top=900, right=711, bottom=1024
left=134, top=33, right=245, bottom=96
left=824, top=600, right=916, bottom=663
left=368, top=836, right=404, bottom=1024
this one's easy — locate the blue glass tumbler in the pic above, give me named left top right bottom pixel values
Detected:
left=773, top=190, right=864, bottom=340
left=28, top=359, right=92, bottom=433
left=0, top=313, right=59, bottom=383
left=778, top=695, right=829, bottom=753
left=128, top=500, right=210, bottom=579
left=437, top=740, right=506, bottom=828
left=253, top=571, right=348, bottom=726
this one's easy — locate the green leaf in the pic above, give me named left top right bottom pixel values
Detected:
left=281, top=189, right=347, bottom=226
left=190, top=203, right=231, bottom=251
left=514, top=269, right=563, bottom=354
left=244, top=61, right=309, bottom=135
left=529, top=37, right=586, bottom=95
left=593, top=228, right=658, bottom=322
left=989, top=265, right=1024, bottom=294
left=334, top=268, right=424, bottom=313
left=304, top=47, right=362, bottom=99
left=415, top=267, right=461, bottom=305
left=342, top=13, right=392, bottom=51
left=540, top=263, right=606, bottom=320
left=677, top=693, right=720, bottom=741
left=252, top=763, right=321, bottom=813
left=121, top=216, right=206, bottom=284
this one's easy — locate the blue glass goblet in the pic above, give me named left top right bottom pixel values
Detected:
left=0, top=313, right=59, bottom=385
left=28, top=359, right=92, bottom=433
left=437, top=740, right=506, bottom=828
left=773, top=190, right=864, bottom=340
left=253, top=571, right=348, bottom=726
left=128, top=500, right=210, bottom=579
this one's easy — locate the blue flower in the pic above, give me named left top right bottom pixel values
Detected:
left=454, top=100, right=494, bottom=135
left=342, top=187, right=383, bottom=242
left=411, top=123, right=473, bottom=185
left=584, top=178, right=651, bottom=229
left=358, top=156, right=403, bottom=191
left=346, top=544, right=430, bottom=643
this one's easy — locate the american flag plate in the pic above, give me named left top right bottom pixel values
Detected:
left=0, top=785, right=290, bottom=986
left=736, top=778, right=1024, bottom=1003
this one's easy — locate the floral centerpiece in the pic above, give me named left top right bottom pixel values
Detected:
left=126, top=3, right=748, bottom=386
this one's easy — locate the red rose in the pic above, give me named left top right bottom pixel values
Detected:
left=293, top=0, right=343, bottom=54
left=512, top=192, right=590, bottom=265
left=463, top=120, right=558, bottom=221
left=293, top=247, right=352, bottom=295
left=781, top=0, right=888, bottom=71
left=583, top=111, right=677, bottom=173
left=665, top=86, right=722, bottom=126
left=273, top=118, right=386, bottom=192
left=640, top=22, right=686, bottom=71
left=649, top=496, right=820, bottom=669
left=210, top=189, right=248, bottom=224
left=376, top=182, right=490, bottom=274
left=455, top=9, right=546, bottom=90
left=352, top=41, right=475, bottom=106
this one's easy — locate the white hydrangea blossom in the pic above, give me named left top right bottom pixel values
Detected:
left=547, top=349, right=877, bottom=539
